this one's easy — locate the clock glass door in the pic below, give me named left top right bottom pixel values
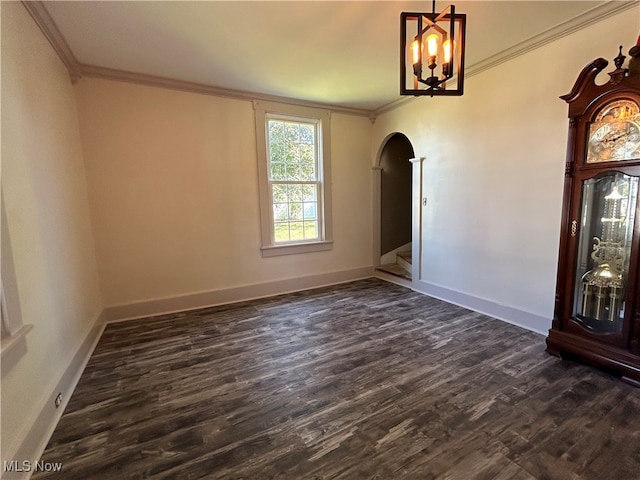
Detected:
left=573, top=172, right=639, bottom=333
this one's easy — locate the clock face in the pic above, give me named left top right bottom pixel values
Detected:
left=587, top=120, right=640, bottom=163
left=586, top=100, right=640, bottom=163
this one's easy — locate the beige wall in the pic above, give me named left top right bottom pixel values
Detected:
left=1, top=1, right=103, bottom=465
left=372, top=7, right=640, bottom=333
left=74, top=79, right=373, bottom=309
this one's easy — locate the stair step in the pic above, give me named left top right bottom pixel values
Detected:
left=397, top=250, right=412, bottom=263
left=377, top=263, right=411, bottom=280
left=397, top=250, right=412, bottom=271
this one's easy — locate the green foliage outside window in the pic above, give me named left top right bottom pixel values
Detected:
left=268, top=119, right=320, bottom=243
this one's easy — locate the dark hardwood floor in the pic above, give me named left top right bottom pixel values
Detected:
left=34, top=278, right=640, bottom=479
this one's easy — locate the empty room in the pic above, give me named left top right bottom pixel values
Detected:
left=2, top=1, right=640, bottom=479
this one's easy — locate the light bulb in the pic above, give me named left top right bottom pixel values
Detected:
left=443, top=39, right=455, bottom=63
left=410, top=39, right=421, bottom=65
left=426, top=34, right=438, bottom=68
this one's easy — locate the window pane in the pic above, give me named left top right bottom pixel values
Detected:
left=271, top=181, right=320, bottom=243
left=270, top=162, right=286, bottom=181
left=287, top=143, right=301, bottom=163
left=302, top=184, right=316, bottom=202
left=273, top=203, right=288, bottom=221
left=303, top=202, right=317, bottom=220
left=303, top=220, right=318, bottom=239
left=268, top=121, right=284, bottom=143
left=299, top=124, right=314, bottom=144
left=300, top=160, right=316, bottom=181
left=289, top=202, right=303, bottom=221
left=288, top=221, right=305, bottom=240
left=285, top=123, right=299, bottom=144
left=287, top=163, right=302, bottom=181
left=272, top=184, right=287, bottom=203
left=274, top=222, right=290, bottom=242
left=288, top=184, right=302, bottom=202
left=300, top=144, right=315, bottom=163
left=268, top=119, right=317, bottom=183
left=269, top=142, right=285, bottom=164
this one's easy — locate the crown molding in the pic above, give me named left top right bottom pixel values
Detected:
left=372, top=0, right=639, bottom=118
left=76, top=64, right=371, bottom=117
left=21, top=1, right=81, bottom=83
left=20, top=1, right=370, bottom=117
left=464, top=0, right=638, bottom=79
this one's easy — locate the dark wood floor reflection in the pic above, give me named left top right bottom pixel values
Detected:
left=35, top=278, right=640, bottom=479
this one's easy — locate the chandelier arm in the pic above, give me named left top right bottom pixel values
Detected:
left=433, top=6, right=452, bottom=23
left=420, top=21, right=447, bottom=37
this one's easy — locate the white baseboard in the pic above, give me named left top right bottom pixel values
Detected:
left=3, top=312, right=107, bottom=480
left=410, top=279, right=551, bottom=336
left=104, top=267, right=375, bottom=322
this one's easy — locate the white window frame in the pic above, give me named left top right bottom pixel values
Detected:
left=1, top=191, right=32, bottom=361
left=254, top=101, right=333, bottom=257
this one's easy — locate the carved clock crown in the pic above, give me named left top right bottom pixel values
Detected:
left=561, top=43, right=640, bottom=115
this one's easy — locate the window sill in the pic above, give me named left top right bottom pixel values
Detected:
left=1, top=324, right=33, bottom=359
left=261, top=241, right=333, bottom=257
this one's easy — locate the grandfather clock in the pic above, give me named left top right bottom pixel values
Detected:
left=546, top=43, right=640, bottom=386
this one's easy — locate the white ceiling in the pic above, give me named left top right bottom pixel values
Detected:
left=43, top=1, right=613, bottom=112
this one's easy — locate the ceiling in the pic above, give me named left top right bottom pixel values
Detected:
left=41, top=1, right=618, bottom=113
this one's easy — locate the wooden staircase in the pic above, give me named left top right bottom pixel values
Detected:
left=377, top=250, right=412, bottom=280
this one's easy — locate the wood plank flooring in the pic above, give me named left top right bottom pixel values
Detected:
left=34, top=278, right=640, bottom=479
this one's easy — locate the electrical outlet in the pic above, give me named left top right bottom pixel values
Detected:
left=54, top=393, right=62, bottom=408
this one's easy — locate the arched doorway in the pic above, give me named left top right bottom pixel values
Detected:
left=375, top=133, right=414, bottom=280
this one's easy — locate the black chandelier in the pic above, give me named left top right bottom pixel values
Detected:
left=400, top=1, right=466, bottom=96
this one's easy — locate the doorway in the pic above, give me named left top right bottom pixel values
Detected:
left=375, top=133, right=414, bottom=279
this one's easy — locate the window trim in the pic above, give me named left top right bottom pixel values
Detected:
left=1, top=192, right=32, bottom=361
left=254, top=101, right=333, bottom=257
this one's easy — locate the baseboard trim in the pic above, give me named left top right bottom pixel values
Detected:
left=411, top=279, right=551, bottom=336
left=4, top=311, right=107, bottom=480
left=103, top=267, right=375, bottom=322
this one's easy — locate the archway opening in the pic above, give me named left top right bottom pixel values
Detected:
left=376, top=133, right=414, bottom=280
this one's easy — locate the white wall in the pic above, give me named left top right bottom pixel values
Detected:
left=372, top=7, right=640, bottom=334
left=73, top=79, right=374, bottom=314
left=1, top=1, right=104, bottom=472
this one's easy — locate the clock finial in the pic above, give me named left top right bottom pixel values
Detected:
left=609, top=46, right=627, bottom=85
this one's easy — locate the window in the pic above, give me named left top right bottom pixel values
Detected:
left=254, top=101, right=333, bottom=257
left=1, top=196, right=32, bottom=361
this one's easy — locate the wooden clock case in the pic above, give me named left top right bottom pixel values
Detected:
left=546, top=45, right=640, bottom=386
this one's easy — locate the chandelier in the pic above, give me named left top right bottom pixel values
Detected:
left=400, top=1, right=466, bottom=96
